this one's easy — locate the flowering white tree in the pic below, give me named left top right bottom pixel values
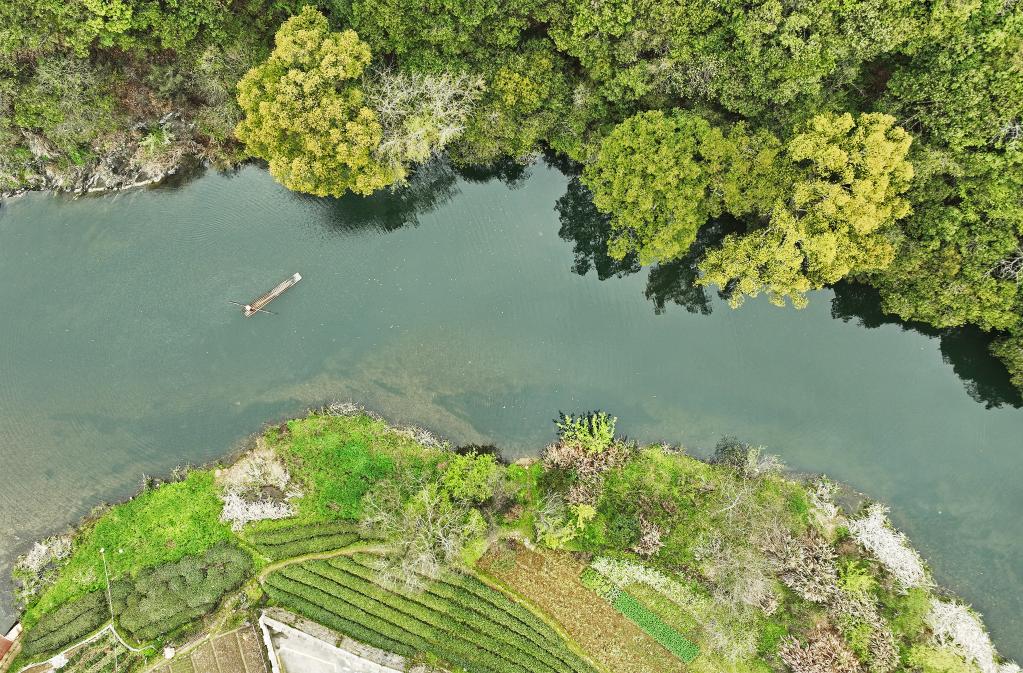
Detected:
left=849, top=504, right=928, bottom=589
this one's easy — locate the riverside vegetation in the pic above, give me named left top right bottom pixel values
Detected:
left=1, top=0, right=1021, bottom=390
left=8, top=409, right=1019, bottom=673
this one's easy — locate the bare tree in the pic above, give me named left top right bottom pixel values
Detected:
left=366, top=69, right=484, bottom=176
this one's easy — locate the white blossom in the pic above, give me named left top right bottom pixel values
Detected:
left=928, top=599, right=1018, bottom=673
left=220, top=489, right=297, bottom=531
left=848, top=504, right=928, bottom=589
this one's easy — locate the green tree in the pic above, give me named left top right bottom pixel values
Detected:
left=582, top=110, right=728, bottom=264
left=701, top=112, right=914, bottom=307
left=869, top=148, right=1023, bottom=331
left=881, top=1, right=1023, bottom=151
left=455, top=39, right=571, bottom=165
left=235, top=7, right=401, bottom=197
left=343, top=0, right=534, bottom=68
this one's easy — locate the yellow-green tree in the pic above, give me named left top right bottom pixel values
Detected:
left=700, top=112, right=914, bottom=307
left=235, top=7, right=400, bottom=197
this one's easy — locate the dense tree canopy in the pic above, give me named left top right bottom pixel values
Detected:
left=2, top=0, right=1021, bottom=388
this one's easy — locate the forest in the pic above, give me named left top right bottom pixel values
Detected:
left=1, top=0, right=1021, bottom=382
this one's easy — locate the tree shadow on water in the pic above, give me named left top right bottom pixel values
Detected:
left=831, top=282, right=1023, bottom=409
left=453, top=156, right=533, bottom=188
left=555, top=175, right=734, bottom=315
left=556, top=176, right=641, bottom=280
left=643, top=220, right=736, bottom=315
left=313, top=158, right=462, bottom=233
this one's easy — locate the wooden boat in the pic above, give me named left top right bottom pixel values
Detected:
left=243, top=273, right=301, bottom=317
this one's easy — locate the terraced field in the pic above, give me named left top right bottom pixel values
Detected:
left=243, top=520, right=363, bottom=561
left=263, top=554, right=597, bottom=673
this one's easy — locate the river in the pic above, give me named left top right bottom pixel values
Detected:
left=1, top=160, right=1021, bottom=658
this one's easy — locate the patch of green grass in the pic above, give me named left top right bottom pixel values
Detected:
left=26, top=471, right=231, bottom=626
left=276, top=414, right=442, bottom=519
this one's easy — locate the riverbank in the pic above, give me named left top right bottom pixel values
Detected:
left=7, top=407, right=1018, bottom=673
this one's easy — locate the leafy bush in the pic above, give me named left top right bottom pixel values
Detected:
left=555, top=412, right=617, bottom=454
left=110, top=543, right=251, bottom=641
left=441, top=451, right=498, bottom=503
left=579, top=567, right=620, bottom=602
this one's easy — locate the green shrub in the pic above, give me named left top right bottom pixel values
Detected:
left=110, top=543, right=251, bottom=641
left=580, top=567, right=620, bottom=602
left=555, top=412, right=617, bottom=454
left=441, top=452, right=499, bottom=503
left=884, top=586, right=932, bottom=642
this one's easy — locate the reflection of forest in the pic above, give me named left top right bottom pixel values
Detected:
left=555, top=172, right=1023, bottom=410
left=831, top=283, right=1022, bottom=409
left=307, top=158, right=535, bottom=234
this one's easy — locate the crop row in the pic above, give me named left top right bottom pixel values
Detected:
left=428, top=565, right=584, bottom=647
left=313, top=558, right=573, bottom=673
left=264, top=574, right=417, bottom=658
left=612, top=590, right=699, bottom=662
left=22, top=590, right=110, bottom=657
left=251, top=532, right=361, bottom=560
left=63, top=632, right=143, bottom=673
left=280, top=564, right=509, bottom=673
left=244, top=519, right=358, bottom=545
left=582, top=564, right=700, bottom=663
left=331, top=556, right=594, bottom=673
left=276, top=562, right=546, bottom=673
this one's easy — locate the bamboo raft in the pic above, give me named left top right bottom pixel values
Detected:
left=242, top=273, right=301, bottom=317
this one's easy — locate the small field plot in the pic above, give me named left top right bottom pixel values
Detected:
left=264, top=554, right=597, bottom=673
left=479, top=543, right=687, bottom=673
left=51, top=630, right=147, bottom=673
left=153, top=625, right=268, bottom=673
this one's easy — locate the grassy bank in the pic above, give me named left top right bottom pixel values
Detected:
left=9, top=409, right=1018, bottom=673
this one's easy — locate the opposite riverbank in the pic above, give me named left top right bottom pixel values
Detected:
left=6, top=406, right=1019, bottom=673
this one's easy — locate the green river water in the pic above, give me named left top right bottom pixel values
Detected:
left=1, top=160, right=1021, bottom=658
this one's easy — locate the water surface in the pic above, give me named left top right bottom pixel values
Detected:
left=1, top=161, right=1021, bottom=658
